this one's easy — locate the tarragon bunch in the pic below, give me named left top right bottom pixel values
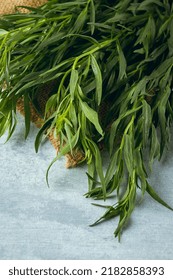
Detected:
left=0, top=0, right=173, bottom=239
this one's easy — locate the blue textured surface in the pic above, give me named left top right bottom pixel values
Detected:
left=0, top=114, right=173, bottom=260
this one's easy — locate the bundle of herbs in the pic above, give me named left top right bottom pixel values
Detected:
left=0, top=0, right=173, bottom=239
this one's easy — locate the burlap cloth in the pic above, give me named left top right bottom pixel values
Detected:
left=0, top=0, right=84, bottom=167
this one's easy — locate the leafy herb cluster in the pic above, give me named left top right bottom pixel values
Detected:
left=0, top=0, right=173, bottom=238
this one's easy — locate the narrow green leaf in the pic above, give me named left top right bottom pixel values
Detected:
left=86, top=138, right=106, bottom=199
left=138, top=0, right=164, bottom=10
left=146, top=182, right=173, bottom=211
left=70, top=69, right=78, bottom=100
left=24, top=94, right=31, bottom=139
left=6, top=111, right=17, bottom=142
left=124, top=134, right=133, bottom=174
left=109, top=105, right=142, bottom=154
left=90, top=0, right=95, bottom=35
left=46, top=127, right=80, bottom=187
left=64, top=122, right=73, bottom=153
left=142, top=99, right=152, bottom=146
left=69, top=103, right=78, bottom=131
left=0, top=29, right=8, bottom=36
left=72, top=6, right=87, bottom=33
left=62, top=33, right=99, bottom=47
left=35, top=118, right=53, bottom=153
left=90, top=54, right=102, bottom=105
left=148, top=57, right=173, bottom=80
left=90, top=205, right=119, bottom=226
left=158, top=85, right=171, bottom=156
left=80, top=100, right=103, bottom=136
left=149, top=124, right=160, bottom=169
left=45, top=94, right=57, bottom=116
left=117, top=40, right=127, bottom=81
left=158, top=15, right=173, bottom=37
left=107, top=13, right=129, bottom=23
left=105, top=149, right=119, bottom=186
left=134, top=148, right=147, bottom=195
left=87, top=161, right=96, bottom=191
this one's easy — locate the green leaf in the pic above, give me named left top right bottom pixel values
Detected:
left=72, top=6, right=87, bottom=33
left=135, top=16, right=156, bottom=57
left=158, top=85, right=171, bottom=156
left=88, top=139, right=106, bottom=199
left=35, top=118, right=53, bottom=153
left=24, top=94, right=31, bottom=139
left=45, top=94, right=57, bottom=116
left=0, top=29, right=8, bottom=36
left=117, top=39, right=127, bottom=80
left=138, top=0, right=163, bottom=10
left=105, top=149, right=119, bottom=186
left=148, top=57, right=173, bottom=80
left=62, top=33, right=99, bottom=47
left=149, top=124, right=160, bottom=169
left=109, top=119, right=121, bottom=155
left=64, top=122, right=73, bottom=153
left=90, top=0, right=95, bottom=35
left=46, top=126, right=80, bottom=187
left=69, top=103, right=78, bottom=131
left=70, top=69, right=78, bottom=100
left=158, top=15, right=173, bottom=37
left=90, top=54, right=102, bottom=105
left=134, top=148, right=147, bottom=195
left=168, top=19, right=173, bottom=57
left=80, top=100, right=103, bottom=136
left=146, top=182, right=173, bottom=211
left=83, top=80, right=95, bottom=95
left=107, top=13, right=129, bottom=23
left=87, top=160, right=96, bottom=191
left=123, top=134, right=134, bottom=175
left=142, top=99, right=152, bottom=146
left=90, top=205, right=119, bottom=226
left=109, top=105, right=142, bottom=154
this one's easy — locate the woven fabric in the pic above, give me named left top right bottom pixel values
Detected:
left=0, top=0, right=47, bottom=14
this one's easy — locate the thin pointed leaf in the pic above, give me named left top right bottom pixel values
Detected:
left=90, top=54, right=102, bottom=105
left=146, top=182, right=173, bottom=211
left=46, top=127, right=80, bottom=187
left=24, top=94, right=31, bottom=139
left=80, top=100, right=103, bottom=136
left=70, top=69, right=78, bottom=100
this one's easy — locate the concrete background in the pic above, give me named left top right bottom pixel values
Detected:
left=0, top=114, right=173, bottom=260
